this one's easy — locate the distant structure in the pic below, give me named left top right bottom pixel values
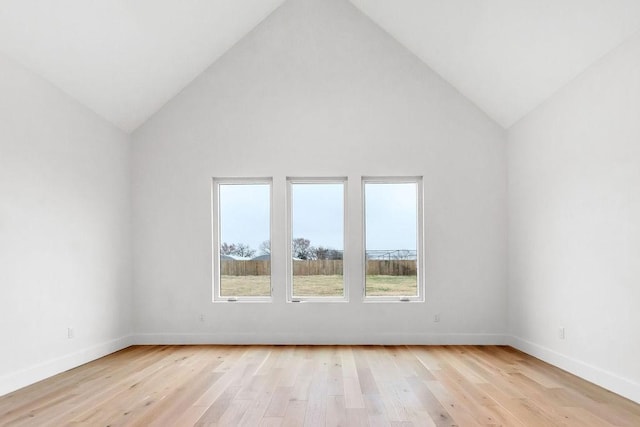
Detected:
left=365, top=250, right=417, bottom=260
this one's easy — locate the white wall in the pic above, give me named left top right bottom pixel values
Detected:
left=508, top=32, right=640, bottom=403
left=0, top=54, right=132, bottom=396
left=132, top=0, right=507, bottom=344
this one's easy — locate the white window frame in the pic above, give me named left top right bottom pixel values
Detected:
left=286, top=177, right=348, bottom=303
left=362, top=176, right=424, bottom=302
left=212, top=177, right=273, bottom=303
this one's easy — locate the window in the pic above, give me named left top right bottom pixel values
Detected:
left=212, top=178, right=271, bottom=302
left=363, top=177, right=423, bottom=301
left=287, top=178, right=347, bottom=301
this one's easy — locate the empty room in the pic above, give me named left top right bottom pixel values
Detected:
left=1, top=0, right=639, bottom=425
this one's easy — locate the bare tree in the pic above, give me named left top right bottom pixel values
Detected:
left=314, top=246, right=329, bottom=260
left=314, top=246, right=343, bottom=260
left=292, top=237, right=314, bottom=260
left=220, top=242, right=255, bottom=258
left=220, top=242, right=237, bottom=255
left=327, top=249, right=343, bottom=260
left=233, top=243, right=256, bottom=258
left=259, top=240, right=270, bottom=255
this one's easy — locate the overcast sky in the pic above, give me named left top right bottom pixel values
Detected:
left=219, top=182, right=417, bottom=254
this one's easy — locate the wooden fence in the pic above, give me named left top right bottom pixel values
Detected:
left=220, top=259, right=416, bottom=276
left=221, top=260, right=270, bottom=276
left=366, top=260, right=416, bottom=276
left=293, top=260, right=343, bottom=276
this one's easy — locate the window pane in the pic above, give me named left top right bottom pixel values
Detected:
left=291, top=182, right=344, bottom=297
left=218, top=183, right=270, bottom=297
left=364, top=182, right=418, bottom=297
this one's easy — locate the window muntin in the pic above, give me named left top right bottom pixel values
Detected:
left=287, top=178, right=347, bottom=301
left=213, top=179, right=271, bottom=301
left=363, top=178, right=423, bottom=301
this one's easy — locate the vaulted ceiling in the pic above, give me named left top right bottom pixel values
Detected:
left=1, top=0, right=639, bottom=133
left=351, top=0, right=640, bottom=128
left=0, top=0, right=284, bottom=132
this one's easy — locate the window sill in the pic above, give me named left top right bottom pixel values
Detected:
left=362, top=297, right=424, bottom=303
left=213, top=297, right=273, bottom=303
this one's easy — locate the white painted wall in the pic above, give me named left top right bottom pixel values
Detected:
left=508, top=32, right=640, bottom=403
left=0, top=54, right=132, bottom=396
left=132, top=0, right=507, bottom=344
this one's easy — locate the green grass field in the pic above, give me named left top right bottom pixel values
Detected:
left=220, top=275, right=417, bottom=297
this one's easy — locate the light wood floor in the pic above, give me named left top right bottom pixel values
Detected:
left=1, top=346, right=639, bottom=426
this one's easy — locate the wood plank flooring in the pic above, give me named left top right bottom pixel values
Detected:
left=1, top=345, right=639, bottom=426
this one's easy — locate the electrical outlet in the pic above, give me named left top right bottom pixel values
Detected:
left=67, top=327, right=75, bottom=339
left=200, top=314, right=205, bottom=322
left=559, top=327, right=565, bottom=340
left=434, top=314, right=441, bottom=323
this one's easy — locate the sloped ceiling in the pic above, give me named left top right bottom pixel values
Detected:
left=1, top=0, right=640, bottom=132
left=0, top=0, right=286, bottom=132
left=351, top=0, right=640, bottom=127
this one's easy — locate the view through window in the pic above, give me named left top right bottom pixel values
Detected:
left=290, top=180, right=345, bottom=298
left=364, top=179, right=420, bottom=298
left=214, top=177, right=422, bottom=302
left=217, top=181, right=271, bottom=298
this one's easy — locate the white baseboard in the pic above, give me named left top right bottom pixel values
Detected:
left=133, top=332, right=508, bottom=346
left=0, top=335, right=133, bottom=397
left=509, top=335, right=640, bottom=404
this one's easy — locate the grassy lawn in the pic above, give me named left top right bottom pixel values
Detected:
left=220, top=275, right=417, bottom=297
left=365, top=275, right=417, bottom=296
